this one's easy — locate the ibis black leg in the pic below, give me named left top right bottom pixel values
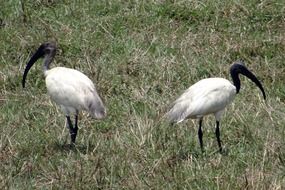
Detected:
left=66, top=116, right=73, bottom=133
left=215, top=121, right=222, bottom=152
left=72, top=114, right=79, bottom=143
left=66, top=116, right=77, bottom=144
left=198, top=119, right=204, bottom=152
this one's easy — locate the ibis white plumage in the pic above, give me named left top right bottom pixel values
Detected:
left=165, top=62, right=266, bottom=152
left=22, top=42, right=106, bottom=143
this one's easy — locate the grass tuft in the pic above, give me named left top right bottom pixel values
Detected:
left=1, top=0, right=284, bottom=189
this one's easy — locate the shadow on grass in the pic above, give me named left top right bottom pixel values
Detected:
left=50, top=141, right=97, bottom=154
left=166, top=150, right=199, bottom=167
left=166, top=148, right=229, bottom=167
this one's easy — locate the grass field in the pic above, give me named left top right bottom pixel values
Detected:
left=1, top=0, right=285, bottom=189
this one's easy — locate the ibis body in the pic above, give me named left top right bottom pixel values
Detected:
left=165, top=62, right=266, bottom=152
left=22, top=42, right=106, bottom=143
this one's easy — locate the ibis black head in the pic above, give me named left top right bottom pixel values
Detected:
left=22, top=42, right=56, bottom=88
left=230, top=61, right=266, bottom=100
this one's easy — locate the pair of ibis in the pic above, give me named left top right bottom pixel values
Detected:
left=22, top=42, right=266, bottom=152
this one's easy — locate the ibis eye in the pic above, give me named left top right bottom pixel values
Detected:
left=45, top=49, right=51, bottom=54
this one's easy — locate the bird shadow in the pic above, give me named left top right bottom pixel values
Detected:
left=166, top=148, right=229, bottom=167
left=208, top=146, right=229, bottom=156
left=166, top=150, right=200, bottom=167
left=51, top=141, right=97, bottom=154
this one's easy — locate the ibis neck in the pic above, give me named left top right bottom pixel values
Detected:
left=43, top=53, right=55, bottom=72
left=230, top=71, right=240, bottom=94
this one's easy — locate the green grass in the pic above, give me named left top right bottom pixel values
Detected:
left=1, top=0, right=285, bottom=189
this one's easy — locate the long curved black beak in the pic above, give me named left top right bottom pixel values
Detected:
left=22, top=46, right=45, bottom=88
left=230, top=62, right=266, bottom=100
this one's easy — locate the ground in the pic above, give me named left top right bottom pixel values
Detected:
left=1, top=0, right=285, bottom=189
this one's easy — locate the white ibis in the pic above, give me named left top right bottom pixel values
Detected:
left=22, top=42, right=106, bottom=143
left=165, top=61, right=266, bottom=152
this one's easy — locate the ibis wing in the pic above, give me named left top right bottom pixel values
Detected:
left=166, top=78, right=236, bottom=123
left=45, top=67, right=103, bottom=115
